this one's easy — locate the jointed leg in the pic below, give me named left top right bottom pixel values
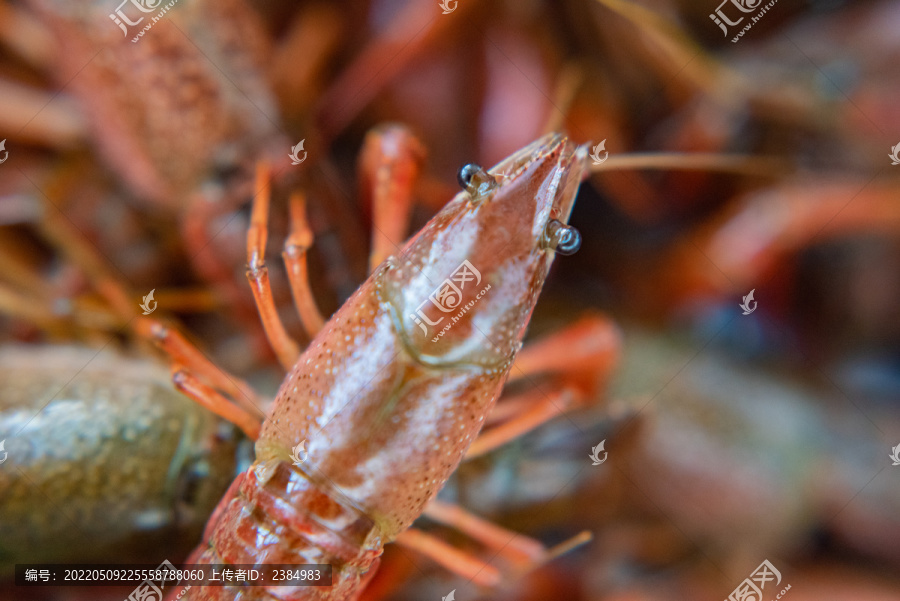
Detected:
left=39, top=205, right=132, bottom=320
left=427, top=500, right=593, bottom=569
left=398, top=501, right=592, bottom=586
left=282, top=192, right=326, bottom=337
left=182, top=188, right=272, bottom=355
left=134, top=317, right=264, bottom=420
left=246, top=162, right=301, bottom=370
left=507, top=314, right=621, bottom=389
left=468, top=314, right=620, bottom=458
left=48, top=212, right=269, bottom=434
left=131, top=319, right=266, bottom=439
left=358, top=125, right=425, bottom=272
left=467, top=388, right=577, bottom=459
left=170, top=365, right=261, bottom=440
left=29, top=192, right=268, bottom=438
left=424, top=500, right=545, bottom=567
left=394, top=528, right=501, bottom=587
left=0, top=279, right=128, bottom=339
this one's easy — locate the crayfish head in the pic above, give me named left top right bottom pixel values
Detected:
left=379, top=133, right=588, bottom=370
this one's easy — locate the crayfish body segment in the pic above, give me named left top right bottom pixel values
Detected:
left=0, top=346, right=240, bottom=567
left=178, top=134, right=589, bottom=600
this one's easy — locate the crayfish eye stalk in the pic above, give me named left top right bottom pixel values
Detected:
left=457, top=163, right=499, bottom=199
left=542, top=219, right=582, bottom=256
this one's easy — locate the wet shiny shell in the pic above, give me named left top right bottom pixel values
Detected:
left=0, top=346, right=238, bottom=565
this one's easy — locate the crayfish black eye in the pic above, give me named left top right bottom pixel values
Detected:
left=556, top=226, right=582, bottom=255
left=457, top=163, right=499, bottom=199
left=457, top=163, right=482, bottom=189
left=542, top=219, right=582, bottom=256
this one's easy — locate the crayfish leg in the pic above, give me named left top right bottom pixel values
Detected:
left=394, top=528, right=502, bottom=587
left=397, top=501, right=591, bottom=588
left=467, top=314, right=621, bottom=458
left=282, top=190, right=327, bottom=337
left=246, top=161, right=302, bottom=370
left=134, top=317, right=265, bottom=440
left=170, top=365, right=261, bottom=440
left=358, top=124, right=426, bottom=273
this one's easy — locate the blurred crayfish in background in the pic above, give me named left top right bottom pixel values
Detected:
left=1, top=0, right=900, bottom=599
